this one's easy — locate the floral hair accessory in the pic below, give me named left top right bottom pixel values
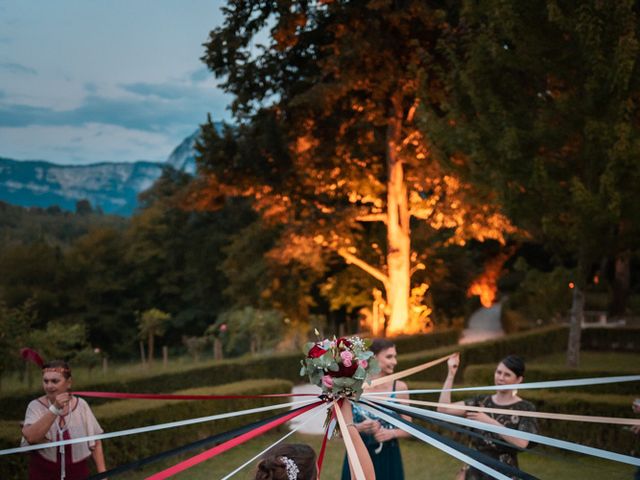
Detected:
left=279, top=455, right=299, bottom=480
left=300, top=334, right=379, bottom=400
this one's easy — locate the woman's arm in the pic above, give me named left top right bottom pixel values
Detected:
left=341, top=400, right=376, bottom=480
left=92, top=440, right=106, bottom=473
left=437, top=353, right=466, bottom=416
left=465, top=411, right=529, bottom=449
left=373, top=380, right=411, bottom=442
left=22, top=393, right=71, bottom=444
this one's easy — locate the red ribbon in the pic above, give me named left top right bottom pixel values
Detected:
left=316, top=414, right=333, bottom=478
left=73, top=391, right=318, bottom=400
left=145, top=400, right=323, bottom=480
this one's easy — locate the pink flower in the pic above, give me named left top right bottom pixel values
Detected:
left=359, top=359, right=368, bottom=369
left=340, top=350, right=354, bottom=367
left=322, top=375, right=334, bottom=389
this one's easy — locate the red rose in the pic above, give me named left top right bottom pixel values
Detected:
left=328, top=361, right=358, bottom=378
left=336, top=337, right=352, bottom=349
left=308, top=344, right=327, bottom=358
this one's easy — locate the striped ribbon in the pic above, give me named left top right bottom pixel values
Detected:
left=371, top=398, right=640, bottom=467
left=366, top=374, right=640, bottom=396
left=86, top=405, right=314, bottom=479
left=145, top=400, right=323, bottom=479
left=74, top=391, right=317, bottom=400
left=369, top=354, right=453, bottom=386
left=361, top=400, right=539, bottom=480
left=0, top=398, right=318, bottom=457
left=334, top=400, right=366, bottom=480
left=358, top=401, right=513, bottom=480
left=220, top=402, right=329, bottom=480
left=365, top=395, right=640, bottom=426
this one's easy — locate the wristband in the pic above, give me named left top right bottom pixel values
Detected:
left=48, top=404, right=62, bottom=416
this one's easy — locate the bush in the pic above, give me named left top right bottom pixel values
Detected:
left=0, top=379, right=294, bottom=480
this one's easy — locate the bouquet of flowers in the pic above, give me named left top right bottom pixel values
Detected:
left=300, top=333, right=379, bottom=400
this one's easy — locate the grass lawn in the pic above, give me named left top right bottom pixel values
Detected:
left=117, top=431, right=636, bottom=479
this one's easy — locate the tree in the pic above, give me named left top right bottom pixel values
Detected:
left=426, top=0, right=640, bottom=364
left=137, top=308, right=170, bottom=364
left=199, top=0, right=515, bottom=335
left=0, top=299, right=37, bottom=391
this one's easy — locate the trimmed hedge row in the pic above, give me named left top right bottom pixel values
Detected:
left=410, top=382, right=637, bottom=455
left=581, top=327, right=640, bottom=352
left=397, top=326, right=570, bottom=383
left=0, top=329, right=460, bottom=421
left=463, top=364, right=640, bottom=396
left=0, top=379, right=294, bottom=480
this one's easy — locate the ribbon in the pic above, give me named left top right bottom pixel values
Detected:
left=357, top=401, right=513, bottom=480
left=145, top=400, right=323, bottom=479
left=366, top=395, right=640, bottom=426
left=0, top=398, right=318, bottom=457
left=371, top=398, right=640, bottom=467
left=361, top=400, right=539, bottom=480
left=369, top=353, right=453, bottom=387
left=220, top=402, right=328, bottom=480
left=334, top=401, right=366, bottom=480
left=316, top=407, right=335, bottom=477
left=371, top=374, right=640, bottom=396
left=86, top=405, right=314, bottom=479
left=74, top=391, right=317, bottom=400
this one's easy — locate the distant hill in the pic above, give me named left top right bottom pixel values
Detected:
left=0, top=127, right=212, bottom=216
left=0, top=158, right=164, bottom=216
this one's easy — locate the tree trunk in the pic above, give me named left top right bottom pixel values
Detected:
left=139, top=341, right=146, bottom=367
left=611, top=250, right=630, bottom=318
left=385, top=97, right=412, bottom=336
left=566, top=285, right=584, bottom=367
left=148, top=333, right=155, bottom=364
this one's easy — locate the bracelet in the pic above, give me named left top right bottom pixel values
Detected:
left=345, top=422, right=357, bottom=428
left=48, top=404, right=62, bottom=416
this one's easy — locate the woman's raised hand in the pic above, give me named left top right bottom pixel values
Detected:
left=447, top=353, right=460, bottom=378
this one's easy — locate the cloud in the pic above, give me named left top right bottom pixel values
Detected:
left=0, top=83, right=231, bottom=132
left=0, top=62, right=37, bottom=75
left=189, top=67, right=210, bottom=83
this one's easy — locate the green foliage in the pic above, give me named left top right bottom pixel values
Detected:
left=505, top=259, right=574, bottom=324
left=0, top=300, right=37, bottom=388
left=215, top=307, right=286, bottom=357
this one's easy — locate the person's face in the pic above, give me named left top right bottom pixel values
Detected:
left=494, top=362, right=523, bottom=387
left=376, top=347, right=398, bottom=376
left=42, top=371, right=71, bottom=400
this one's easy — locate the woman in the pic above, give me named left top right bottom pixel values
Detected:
left=21, top=360, right=106, bottom=479
left=340, top=339, right=410, bottom=480
left=438, top=353, right=537, bottom=480
left=256, top=400, right=375, bottom=479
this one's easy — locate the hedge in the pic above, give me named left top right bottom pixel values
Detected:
left=409, top=382, right=637, bottom=455
left=581, top=327, right=640, bottom=352
left=0, top=379, right=294, bottom=480
left=0, top=329, right=460, bottom=422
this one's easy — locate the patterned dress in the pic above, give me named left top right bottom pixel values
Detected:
left=340, top=381, right=404, bottom=480
left=461, top=395, right=538, bottom=480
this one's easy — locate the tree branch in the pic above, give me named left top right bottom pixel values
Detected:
left=355, top=213, right=388, bottom=223
left=337, top=248, right=389, bottom=288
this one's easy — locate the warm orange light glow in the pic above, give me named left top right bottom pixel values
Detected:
left=466, top=249, right=514, bottom=308
left=569, top=282, right=575, bottom=289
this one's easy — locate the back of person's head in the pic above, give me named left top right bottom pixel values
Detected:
left=255, top=443, right=317, bottom=480
left=370, top=338, right=395, bottom=355
left=500, top=355, right=525, bottom=377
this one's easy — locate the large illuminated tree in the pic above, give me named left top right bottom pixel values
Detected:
left=199, top=1, right=515, bottom=334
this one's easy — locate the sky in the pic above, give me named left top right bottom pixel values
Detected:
left=0, top=0, right=232, bottom=165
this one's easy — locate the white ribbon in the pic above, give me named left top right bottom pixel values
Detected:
left=221, top=402, right=329, bottom=480
left=358, top=402, right=512, bottom=480
left=370, top=398, right=640, bottom=467
left=365, top=374, right=640, bottom=396
left=2, top=398, right=318, bottom=457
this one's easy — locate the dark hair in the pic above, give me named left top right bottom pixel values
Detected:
left=500, top=355, right=525, bottom=377
left=42, top=360, right=72, bottom=379
left=370, top=338, right=395, bottom=355
left=255, top=443, right=316, bottom=480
